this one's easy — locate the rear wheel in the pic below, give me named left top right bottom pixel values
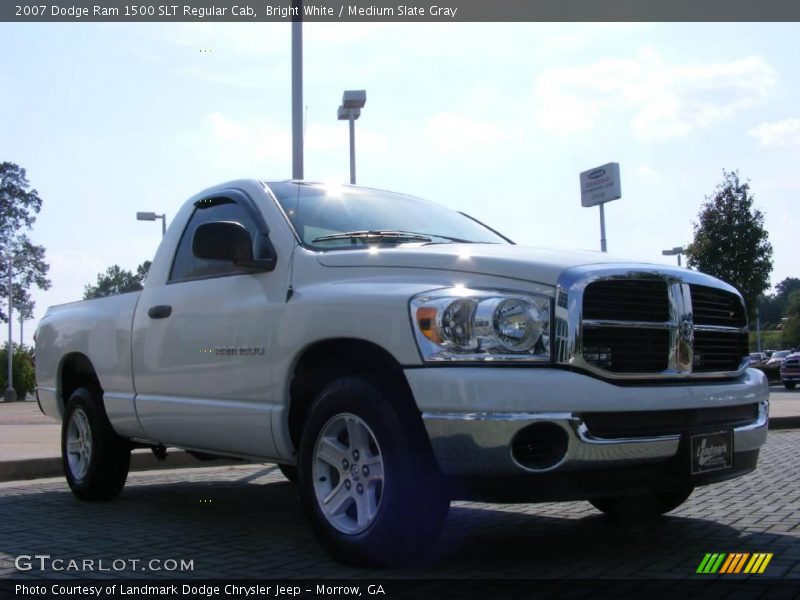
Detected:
left=61, top=388, right=131, bottom=501
left=590, top=487, right=694, bottom=521
left=785, top=382, right=797, bottom=390
left=298, top=376, right=449, bottom=567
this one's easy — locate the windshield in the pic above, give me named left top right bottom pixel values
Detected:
left=773, top=351, right=791, bottom=359
left=267, top=181, right=510, bottom=251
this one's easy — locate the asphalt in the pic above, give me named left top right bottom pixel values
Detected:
left=1, top=386, right=798, bottom=482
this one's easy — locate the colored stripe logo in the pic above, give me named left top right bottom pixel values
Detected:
left=696, top=553, right=773, bottom=574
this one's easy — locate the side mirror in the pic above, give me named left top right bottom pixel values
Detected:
left=192, top=221, right=276, bottom=271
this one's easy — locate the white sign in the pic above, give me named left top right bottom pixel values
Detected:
left=580, top=162, right=621, bottom=207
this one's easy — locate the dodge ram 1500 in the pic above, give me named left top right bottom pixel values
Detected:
left=35, top=179, right=769, bottom=566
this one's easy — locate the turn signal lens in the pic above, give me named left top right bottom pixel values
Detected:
left=416, top=307, right=441, bottom=344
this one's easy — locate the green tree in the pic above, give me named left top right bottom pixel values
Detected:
left=0, top=343, right=36, bottom=400
left=783, top=290, right=800, bottom=348
left=758, top=277, right=800, bottom=328
left=84, top=260, right=151, bottom=299
left=686, top=170, right=773, bottom=319
left=776, top=277, right=800, bottom=299
left=0, top=162, right=51, bottom=322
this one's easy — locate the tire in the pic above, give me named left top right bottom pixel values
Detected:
left=278, top=464, right=298, bottom=484
left=298, top=376, right=449, bottom=567
left=590, top=487, right=694, bottom=521
left=785, top=382, right=797, bottom=390
left=61, top=387, right=131, bottom=501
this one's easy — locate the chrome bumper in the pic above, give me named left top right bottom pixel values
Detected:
left=422, top=400, right=769, bottom=476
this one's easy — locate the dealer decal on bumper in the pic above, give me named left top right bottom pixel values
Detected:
left=691, top=430, right=733, bottom=474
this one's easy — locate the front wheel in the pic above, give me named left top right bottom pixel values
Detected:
left=61, top=388, right=131, bottom=501
left=785, top=382, right=797, bottom=390
left=590, top=487, right=694, bottom=521
left=298, top=376, right=449, bottom=567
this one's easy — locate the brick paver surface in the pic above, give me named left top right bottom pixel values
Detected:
left=1, top=431, right=799, bottom=580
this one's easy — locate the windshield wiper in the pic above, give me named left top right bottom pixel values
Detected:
left=312, top=230, right=482, bottom=245
left=312, top=230, right=433, bottom=244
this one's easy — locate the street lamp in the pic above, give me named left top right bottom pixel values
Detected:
left=3, top=254, right=18, bottom=402
left=662, top=246, right=685, bottom=267
left=337, top=90, right=366, bottom=184
left=136, top=212, right=167, bottom=237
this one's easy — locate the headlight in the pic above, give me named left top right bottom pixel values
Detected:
left=410, top=288, right=552, bottom=362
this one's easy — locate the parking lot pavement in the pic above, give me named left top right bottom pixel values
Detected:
left=0, top=431, right=798, bottom=582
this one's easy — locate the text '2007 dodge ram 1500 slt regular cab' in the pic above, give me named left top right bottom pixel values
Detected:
left=35, top=180, right=769, bottom=566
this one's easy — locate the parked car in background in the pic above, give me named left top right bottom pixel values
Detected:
left=766, top=350, right=792, bottom=365
left=748, top=352, right=767, bottom=366
left=781, top=352, right=800, bottom=390
left=756, top=349, right=792, bottom=383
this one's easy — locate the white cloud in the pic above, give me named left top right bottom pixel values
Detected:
left=307, top=22, right=395, bottom=44
left=304, top=123, right=391, bottom=156
left=535, top=50, right=775, bottom=141
left=148, top=23, right=287, bottom=56
left=637, top=164, right=661, bottom=182
left=205, top=112, right=292, bottom=164
left=188, top=113, right=391, bottom=182
left=424, top=112, right=511, bottom=154
left=749, top=118, right=800, bottom=147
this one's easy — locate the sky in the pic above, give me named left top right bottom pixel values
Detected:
left=1, top=21, right=799, bottom=346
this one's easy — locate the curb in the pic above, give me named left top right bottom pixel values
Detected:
left=0, top=450, right=248, bottom=483
left=769, top=416, right=800, bottom=430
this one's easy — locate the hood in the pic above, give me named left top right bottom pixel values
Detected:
left=316, top=243, right=658, bottom=286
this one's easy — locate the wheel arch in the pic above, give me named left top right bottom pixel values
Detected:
left=58, top=352, right=103, bottom=414
left=286, top=338, right=415, bottom=449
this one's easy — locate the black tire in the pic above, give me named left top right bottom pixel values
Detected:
left=785, top=382, right=797, bottom=390
left=298, top=376, right=449, bottom=567
left=590, top=487, right=694, bottom=521
left=278, top=464, right=298, bottom=484
left=61, top=387, right=131, bottom=501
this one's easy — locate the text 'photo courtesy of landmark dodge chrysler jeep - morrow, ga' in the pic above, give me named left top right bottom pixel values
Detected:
left=34, top=180, right=769, bottom=566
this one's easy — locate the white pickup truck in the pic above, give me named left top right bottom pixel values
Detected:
left=35, top=179, right=769, bottom=566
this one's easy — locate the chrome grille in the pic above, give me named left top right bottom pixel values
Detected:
left=555, top=266, right=749, bottom=380
left=583, top=327, right=669, bottom=372
left=693, top=331, right=749, bottom=372
left=583, top=279, right=669, bottom=322
left=783, top=356, right=800, bottom=368
left=690, top=284, right=746, bottom=327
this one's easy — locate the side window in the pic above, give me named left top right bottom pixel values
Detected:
left=169, top=198, right=259, bottom=282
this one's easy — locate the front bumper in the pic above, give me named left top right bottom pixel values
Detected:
left=405, top=367, right=769, bottom=494
left=781, top=372, right=800, bottom=382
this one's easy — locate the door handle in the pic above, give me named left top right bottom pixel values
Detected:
left=148, top=305, right=172, bottom=319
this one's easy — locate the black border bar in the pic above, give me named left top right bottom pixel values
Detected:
left=2, top=579, right=800, bottom=600
left=4, top=0, right=800, bottom=23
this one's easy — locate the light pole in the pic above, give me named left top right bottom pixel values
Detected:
left=337, top=90, right=366, bottom=184
left=4, top=255, right=16, bottom=402
left=292, top=0, right=303, bottom=180
left=136, top=212, right=167, bottom=237
left=662, top=246, right=685, bottom=267
left=755, top=301, right=762, bottom=353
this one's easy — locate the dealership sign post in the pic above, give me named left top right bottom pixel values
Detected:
left=579, top=162, right=621, bottom=252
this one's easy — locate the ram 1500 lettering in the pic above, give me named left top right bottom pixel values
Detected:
left=35, top=180, right=769, bottom=566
